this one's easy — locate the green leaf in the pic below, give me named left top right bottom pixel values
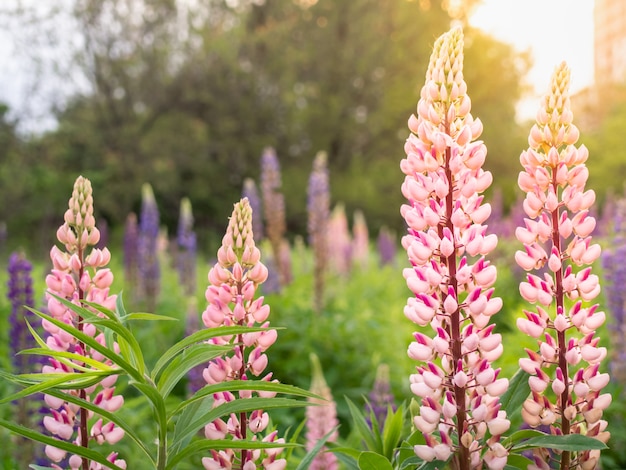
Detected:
left=504, top=453, right=533, bottom=469
left=358, top=451, right=393, bottom=470
left=501, top=429, right=546, bottom=448
left=500, top=368, right=530, bottom=417
left=399, top=455, right=422, bottom=470
left=19, top=348, right=114, bottom=372
left=173, top=380, right=320, bottom=418
left=381, top=403, right=405, bottom=460
left=165, top=438, right=299, bottom=470
left=151, top=325, right=270, bottom=380
left=171, top=397, right=309, bottom=450
left=417, top=460, right=449, bottom=470
left=295, top=427, right=339, bottom=470
left=131, top=381, right=168, bottom=432
left=0, top=418, right=125, bottom=470
left=124, top=312, right=178, bottom=321
left=170, top=394, right=216, bottom=456
left=27, top=306, right=143, bottom=382
left=156, top=342, right=232, bottom=398
left=330, top=446, right=362, bottom=460
left=512, top=433, right=608, bottom=452
left=345, top=397, right=381, bottom=453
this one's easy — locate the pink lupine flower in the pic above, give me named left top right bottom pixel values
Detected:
left=42, top=176, right=125, bottom=468
left=400, top=27, right=509, bottom=470
left=201, top=198, right=285, bottom=470
left=515, top=62, right=611, bottom=469
left=305, top=354, right=339, bottom=470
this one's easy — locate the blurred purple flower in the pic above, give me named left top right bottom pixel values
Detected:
left=138, top=183, right=160, bottom=309
left=365, top=364, right=396, bottom=431
left=242, top=178, right=264, bottom=241
left=376, top=226, right=396, bottom=267
left=176, top=198, right=197, bottom=296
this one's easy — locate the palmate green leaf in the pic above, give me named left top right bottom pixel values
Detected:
left=0, top=369, right=113, bottom=404
left=294, top=427, right=339, bottom=470
left=131, top=381, right=167, bottom=430
left=170, top=394, right=215, bottom=455
left=511, top=433, right=608, bottom=452
left=0, top=418, right=125, bottom=470
left=171, top=397, right=310, bottom=451
left=156, top=343, right=232, bottom=398
left=27, top=306, right=144, bottom=382
left=151, top=326, right=270, bottom=380
left=504, top=453, right=533, bottom=469
left=43, top=387, right=154, bottom=465
left=165, top=438, right=300, bottom=470
left=358, top=451, right=394, bottom=470
left=173, top=380, right=320, bottom=417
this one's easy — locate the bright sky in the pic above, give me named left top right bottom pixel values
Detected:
left=469, top=0, right=595, bottom=121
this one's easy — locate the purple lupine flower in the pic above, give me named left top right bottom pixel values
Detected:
left=260, top=147, right=288, bottom=287
left=352, top=210, right=369, bottom=269
left=376, top=226, right=397, bottom=267
left=123, top=212, right=139, bottom=295
left=365, top=363, right=396, bottom=431
left=138, top=183, right=160, bottom=310
left=307, top=151, right=330, bottom=313
left=243, top=178, right=264, bottom=241
left=185, top=297, right=206, bottom=395
left=305, top=354, right=339, bottom=470
left=601, top=198, right=626, bottom=382
left=7, top=251, right=43, bottom=466
left=176, top=198, right=197, bottom=297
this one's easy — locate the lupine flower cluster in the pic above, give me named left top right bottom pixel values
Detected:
left=377, top=226, right=397, bottom=267
left=201, top=198, right=286, bottom=470
left=42, top=176, right=126, bottom=469
left=138, top=183, right=160, bottom=309
left=260, top=147, right=288, bottom=288
left=327, top=204, right=352, bottom=275
left=400, top=27, right=509, bottom=469
left=365, top=363, right=396, bottom=431
left=351, top=210, right=369, bottom=269
left=122, top=212, right=139, bottom=294
left=307, top=151, right=330, bottom=313
left=305, top=354, right=339, bottom=470
left=176, top=197, right=197, bottom=296
left=601, top=198, right=626, bottom=382
left=243, top=177, right=264, bottom=242
left=7, top=251, right=42, bottom=467
left=515, top=62, right=610, bottom=470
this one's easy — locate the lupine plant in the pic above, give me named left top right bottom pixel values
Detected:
left=122, top=212, right=139, bottom=296
left=400, top=26, right=510, bottom=470
left=515, top=62, right=611, bottom=470
left=327, top=204, right=352, bottom=275
left=377, top=226, right=397, bottom=267
left=138, top=183, right=161, bottom=309
left=0, top=186, right=314, bottom=470
left=242, top=178, right=264, bottom=242
left=307, top=151, right=330, bottom=313
left=352, top=210, right=369, bottom=269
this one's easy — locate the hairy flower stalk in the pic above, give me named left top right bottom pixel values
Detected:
left=307, top=151, right=330, bottom=313
left=201, top=198, right=285, bottom=470
left=515, top=63, right=610, bottom=470
left=43, top=176, right=125, bottom=469
left=400, top=27, right=509, bottom=470
left=305, top=354, right=339, bottom=470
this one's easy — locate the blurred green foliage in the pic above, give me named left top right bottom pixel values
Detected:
left=0, top=0, right=529, bottom=256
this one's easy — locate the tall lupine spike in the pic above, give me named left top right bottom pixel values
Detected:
left=201, top=198, right=286, bottom=470
left=601, top=199, right=626, bottom=383
left=327, top=204, right=352, bottom=275
left=377, top=226, right=397, bottom=267
left=7, top=251, right=43, bottom=466
left=352, top=210, right=370, bottom=269
left=123, top=212, right=139, bottom=296
left=366, top=363, right=396, bottom=431
left=43, top=176, right=126, bottom=469
left=400, top=27, right=509, bottom=470
left=307, top=151, right=330, bottom=313
left=305, top=354, right=339, bottom=470
left=138, top=183, right=160, bottom=310
left=176, top=197, right=197, bottom=296
left=243, top=177, right=264, bottom=241
left=260, top=147, right=288, bottom=288
left=515, top=62, right=610, bottom=470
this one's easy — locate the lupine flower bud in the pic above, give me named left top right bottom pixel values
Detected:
left=515, top=63, right=610, bottom=468
left=400, top=27, right=508, bottom=470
